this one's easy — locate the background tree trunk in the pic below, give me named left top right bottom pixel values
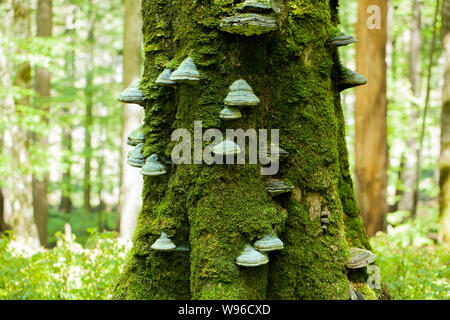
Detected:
left=59, top=3, right=76, bottom=214
left=119, top=0, right=144, bottom=241
left=0, top=0, right=39, bottom=246
left=355, top=0, right=388, bottom=236
left=397, top=0, right=422, bottom=215
left=439, top=0, right=450, bottom=244
left=83, top=2, right=95, bottom=212
left=32, top=0, right=53, bottom=247
left=115, top=0, right=380, bottom=300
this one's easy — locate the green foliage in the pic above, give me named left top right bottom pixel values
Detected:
left=0, top=230, right=129, bottom=300
left=371, top=210, right=450, bottom=300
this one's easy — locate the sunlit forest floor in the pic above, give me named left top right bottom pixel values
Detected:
left=1, top=205, right=448, bottom=300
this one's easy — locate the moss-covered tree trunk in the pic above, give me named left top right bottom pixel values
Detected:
left=115, top=0, right=381, bottom=300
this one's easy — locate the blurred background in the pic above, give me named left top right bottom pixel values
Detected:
left=0, top=0, right=449, bottom=299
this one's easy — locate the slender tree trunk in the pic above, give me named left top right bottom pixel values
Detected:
left=119, top=0, right=144, bottom=241
left=83, top=3, right=95, bottom=212
left=32, top=0, right=52, bottom=247
left=439, top=0, right=450, bottom=244
left=115, top=0, right=383, bottom=300
left=413, top=0, right=440, bottom=218
left=0, top=0, right=39, bottom=246
left=355, top=0, right=388, bottom=236
left=397, top=0, right=422, bottom=215
left=59, top=6, right=76, bottom=214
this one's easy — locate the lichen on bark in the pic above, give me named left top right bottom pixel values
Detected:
left=114, top=0, right=385, bottom=300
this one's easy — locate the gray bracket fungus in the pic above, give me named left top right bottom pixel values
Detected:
left=127, top=125, right=145, bottom=146
left=253, top=234, right=284, bottom=252
left=265, top=179, right=294, bottom=196
left=151, top=232, right=176, bottom=251
left=127, top=143, right=146, bottom=168
left=329, top=33, right=358, bottom=47
left=219, top=105, right=242, bottom=120
left=236, top=244, right=269, bottom=267
left=140, top=153, right=167, bottom=176
left=260, top=142, right=289, bottom=164
left=338, top=68, right=367, bottom=91
left=348, top=247, right=377, bottom=269
left=117, top=79, right=146, bottom=106
left=236, top=0, right=274, bottom=14
left=218, top=14, right=277, bottom=36
left=224, top=79, right=260, bottom=107
left=212, top=140, right=241, bottom=156
left=155, top=68, right=177, bottom=86
left=169, top=57, right=201, bottom=83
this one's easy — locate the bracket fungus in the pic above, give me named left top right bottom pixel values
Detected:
left=155, top=68, right=177, bottom=86
left=218, top=14, right=277, bottom=36
left=219, top=105, right=242, bottom=120
left=320, top=211, right=329, bottom=232
left=260, top=142, right=289, bottom=163
left=338, top=68, right=367, bottom=91
left=127, top=143, right=146, bottom=168
left=151, top=232, right=176, bottom=251
left=265, top=179, right=294, bottom=196
left=329, top=33, right=358, bottom=47
left=253, top=234, right=284, bottom=252
left=140, top=154, right=167, bottom=176
left=117, top=80, right=146, bottom=106
left=236, top=0, right=274, bottom=14
left=236, top=244, right=269, bottom=267
left=127, top=125, right=145, bottom=146
left=224, top=79, right=260, bottom=107
left=169, top=57, right=201, bottom=83
left=212, top=140, right=241, bottom=156
left=348, top=247, right=377, bottom=269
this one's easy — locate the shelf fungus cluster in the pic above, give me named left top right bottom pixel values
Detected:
left=338, top=68, right=368, bottom=91
left=151, top=232, right=190, bottom=252
left=329, top=33, right=358, bottom=47
left=127, top=125, right=145, bottom=146
left=117, top=79, right=146, bottom=106
left=348, top=247, right=377, bottom=269
left=219, top=1, right=277, bottom=36
left=236, top=234, right=283, bottom=267
left=127, top=143, right=146, bottom=168
left=212, top=140, right=241, bottom=156
left=140, top=154, right=167, bottom=176
left=155, top=68, right=176, bottom=86
left=220, top=79, right=260, bottom=120
left=320, top=211, right=330, bottom=232
left=265, top=179, right=294, bottom=196
left=168, top=57, right=200, bottom=83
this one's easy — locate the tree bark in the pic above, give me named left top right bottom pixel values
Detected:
left=32, top=0, right=52, bottom=247
left=115, top=0, right=379, bottom=300
left=119, top=0, right=144, bottom=241
left=0, top=0, right=39, bottom=246
left=355, top=0, right=388, bottom=236
left=439, top=0, right=450, bottom=244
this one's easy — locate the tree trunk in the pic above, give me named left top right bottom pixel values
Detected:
left=396, top=0, right=421, bottom=215
left=32, top=0, right=52, bottom=247
left=119, top=0, right=144, bottom=241
left=115, top=0, right=381, bottom=300
left=355, top=0, right=388, bottom=236
left=0, top=0, right=39, bottom=246
left=83, top=3, right=95, bottom=212
left=439, top=0, right=450, bottom=244
left=59, top=5, right=76, bottom=214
